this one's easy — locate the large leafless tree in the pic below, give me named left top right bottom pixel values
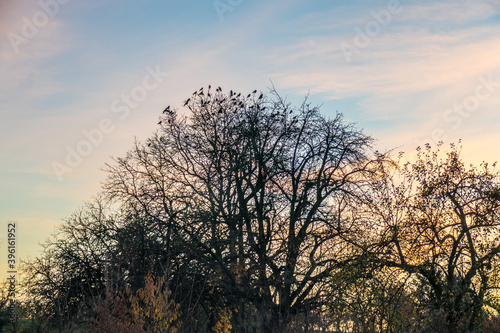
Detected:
left=104, top=87, right=386, bottom=332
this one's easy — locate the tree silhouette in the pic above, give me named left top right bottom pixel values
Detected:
left=360, top=143, right=500, bottom=332
left=22, top=87, right=500, bottom=333
left=104, top=86, right=386, bottom=332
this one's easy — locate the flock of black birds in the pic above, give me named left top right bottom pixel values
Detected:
left=158, top=87, right=266, bottom=126
left=158, top=85, right=264, bottom=125
left=153, top=86, right=303, bottom=150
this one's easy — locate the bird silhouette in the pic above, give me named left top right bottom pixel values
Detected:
left=258, top=93, right=263, bottom=99
left=158, top=121, right=162, bottom=125
left=208, top=85, right=211, bottom=90
left=252, top=90, right=257, bottom=94
left=184, top=98, right=190, bottom=106
left=247, top=94, right=251, bottom=98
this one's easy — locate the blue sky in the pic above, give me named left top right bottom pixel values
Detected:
left=1, top=0, right=500, bottom=276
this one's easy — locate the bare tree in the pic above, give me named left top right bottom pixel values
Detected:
left=21, top=199, right=116, bottom=332
left=104, top=86, right=386, bottom=332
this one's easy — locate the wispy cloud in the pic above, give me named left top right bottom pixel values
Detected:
left=266, top=27, right=500, bottom=117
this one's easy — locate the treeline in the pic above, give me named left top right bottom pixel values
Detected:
left=9, top=88, right=500, bottom=332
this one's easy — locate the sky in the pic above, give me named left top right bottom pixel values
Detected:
left=1, top=0, right=500, bottom=278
